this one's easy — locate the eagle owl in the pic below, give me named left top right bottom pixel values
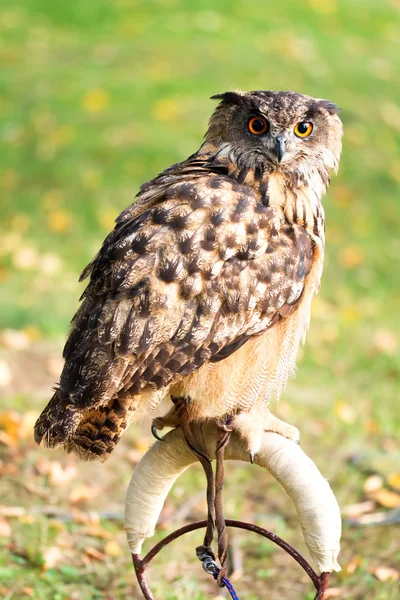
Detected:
left=35, top=90, right=343, bottom=461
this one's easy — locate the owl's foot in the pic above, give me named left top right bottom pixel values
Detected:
left=234, top=411, right=300, bottom=464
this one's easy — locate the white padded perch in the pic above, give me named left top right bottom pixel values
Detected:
left=125, top=425, right=341, bottom=574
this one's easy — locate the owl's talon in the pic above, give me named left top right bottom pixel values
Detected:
left=151, top=422, right=165, bottom=441
left=249, top=451, right=255, bottom=464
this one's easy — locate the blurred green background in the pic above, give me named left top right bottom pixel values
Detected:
left=1, top=0, right=399, bottom=598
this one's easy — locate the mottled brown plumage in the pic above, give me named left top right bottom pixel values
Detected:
left=35, top=90, right=343, bottom=460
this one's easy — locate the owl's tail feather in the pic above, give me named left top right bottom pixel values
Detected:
left=34, top=389, right=141, bottom=461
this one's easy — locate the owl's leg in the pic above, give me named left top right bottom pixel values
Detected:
left=234, top=410, right=300, bottom=464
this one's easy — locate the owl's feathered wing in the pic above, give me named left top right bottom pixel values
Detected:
left=34, top=155, right=313, bottom=459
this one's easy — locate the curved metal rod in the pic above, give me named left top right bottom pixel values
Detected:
left=131, top=519, right=331, bottom=600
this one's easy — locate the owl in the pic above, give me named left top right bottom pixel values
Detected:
left=34, top=90, right=343, bottom=462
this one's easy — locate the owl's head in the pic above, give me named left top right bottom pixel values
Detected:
left=205, top=90, right=343, bottom=176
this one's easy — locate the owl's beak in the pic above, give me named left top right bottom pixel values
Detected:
left=274, top=136, right=286, bottom=162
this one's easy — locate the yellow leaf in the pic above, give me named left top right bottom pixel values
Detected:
left=339, top=245, right=365, bottom=269
left=80, top=167, right=102, bottom=190
left=41, top=188, right=64, bottom=209
left=152, top=98, right=179, bottom=122
left=388, top=160, right=400, bottom=183
left=82, top=89, right=109, bottom=113
left=333, top=185, right=353, bottom=207
left=309, top=0, right=336, bottom=14
left=364, top=418, right=380, bottom=434
left=334, top=401, right=356, bottom=424
left=387, top=473, right=400, bottom=491
left=98, top=208, right=117, bottom=230
left=47, top=210, right=72, bottom=233
left=1, top=168, right=19, bottom=190
left=24, top=325, right=41, bottom=342
left=104, top=540, right=121, bottom=557
left=0, top=411, right=20, bottom=445
left=340, top=306, right=361, bottom=323
left=11, top=213, right=30, bottom=233
left=51, top=124, right=76, bottom=147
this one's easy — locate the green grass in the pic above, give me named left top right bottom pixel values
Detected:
left=1, top=0, right=400, bottom=598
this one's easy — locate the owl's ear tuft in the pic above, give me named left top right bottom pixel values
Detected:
left=210, top=91, right=246, bottom=106
left=318, top=100, right=341, bottom=115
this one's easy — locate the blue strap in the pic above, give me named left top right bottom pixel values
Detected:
left=212, top=570, right=240, bottom=600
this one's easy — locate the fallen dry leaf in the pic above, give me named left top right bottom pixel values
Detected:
left=12, top=246, right=40, bottom=271
left=42, top=546, right=63, bottom=569
left=0, top=517, right=12, bottom=537
left=367, top=487, right=400, bottom=509
left=0, top=431, right=17, bottom=447
left=68, top=485, right=97, bottom=505
left=46, top=354, right=64, bottom=378
left=22, top=588, right=34, bottom=597
left=71, top=508, right=100, bottom=525
left=82, top=525, right=111, bottom=539
left=363, top=475, right=384, bottom=494
left=126, top=448, right=144, bottom=464
left=0, top=329, right=30, bottom=350
left=342, top=500, right=375, bottom=518
left=324, top=589, right=342, bottom=599
left=49, top=461, right=77, bottom=486
left=345, top=556, right=362, bottom=575
left=0, top=505, right=25, bottom=518
left=19, top=410, right=40, bottom=439
left=0, top=360, right=12, bottom=388
left=373, top=565, right=400, bottom=582
left=84, top=546, right=106, bottom=561
left=372, top=328, right=398, bottom=356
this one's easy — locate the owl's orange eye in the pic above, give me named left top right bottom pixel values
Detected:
left=294, top=122, right=313, bottom=138
left=248, top=116, right=269, bottom=135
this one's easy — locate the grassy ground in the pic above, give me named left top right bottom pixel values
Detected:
left=1, top=0, right=400, bottom=598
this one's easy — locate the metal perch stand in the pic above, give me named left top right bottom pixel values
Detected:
left=125, top=425, right=341, bottom=600
left=132, top=519, right=331, bottom=599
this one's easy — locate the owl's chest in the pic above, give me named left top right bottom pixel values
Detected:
left=172, top=242, right=323, bottom=420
